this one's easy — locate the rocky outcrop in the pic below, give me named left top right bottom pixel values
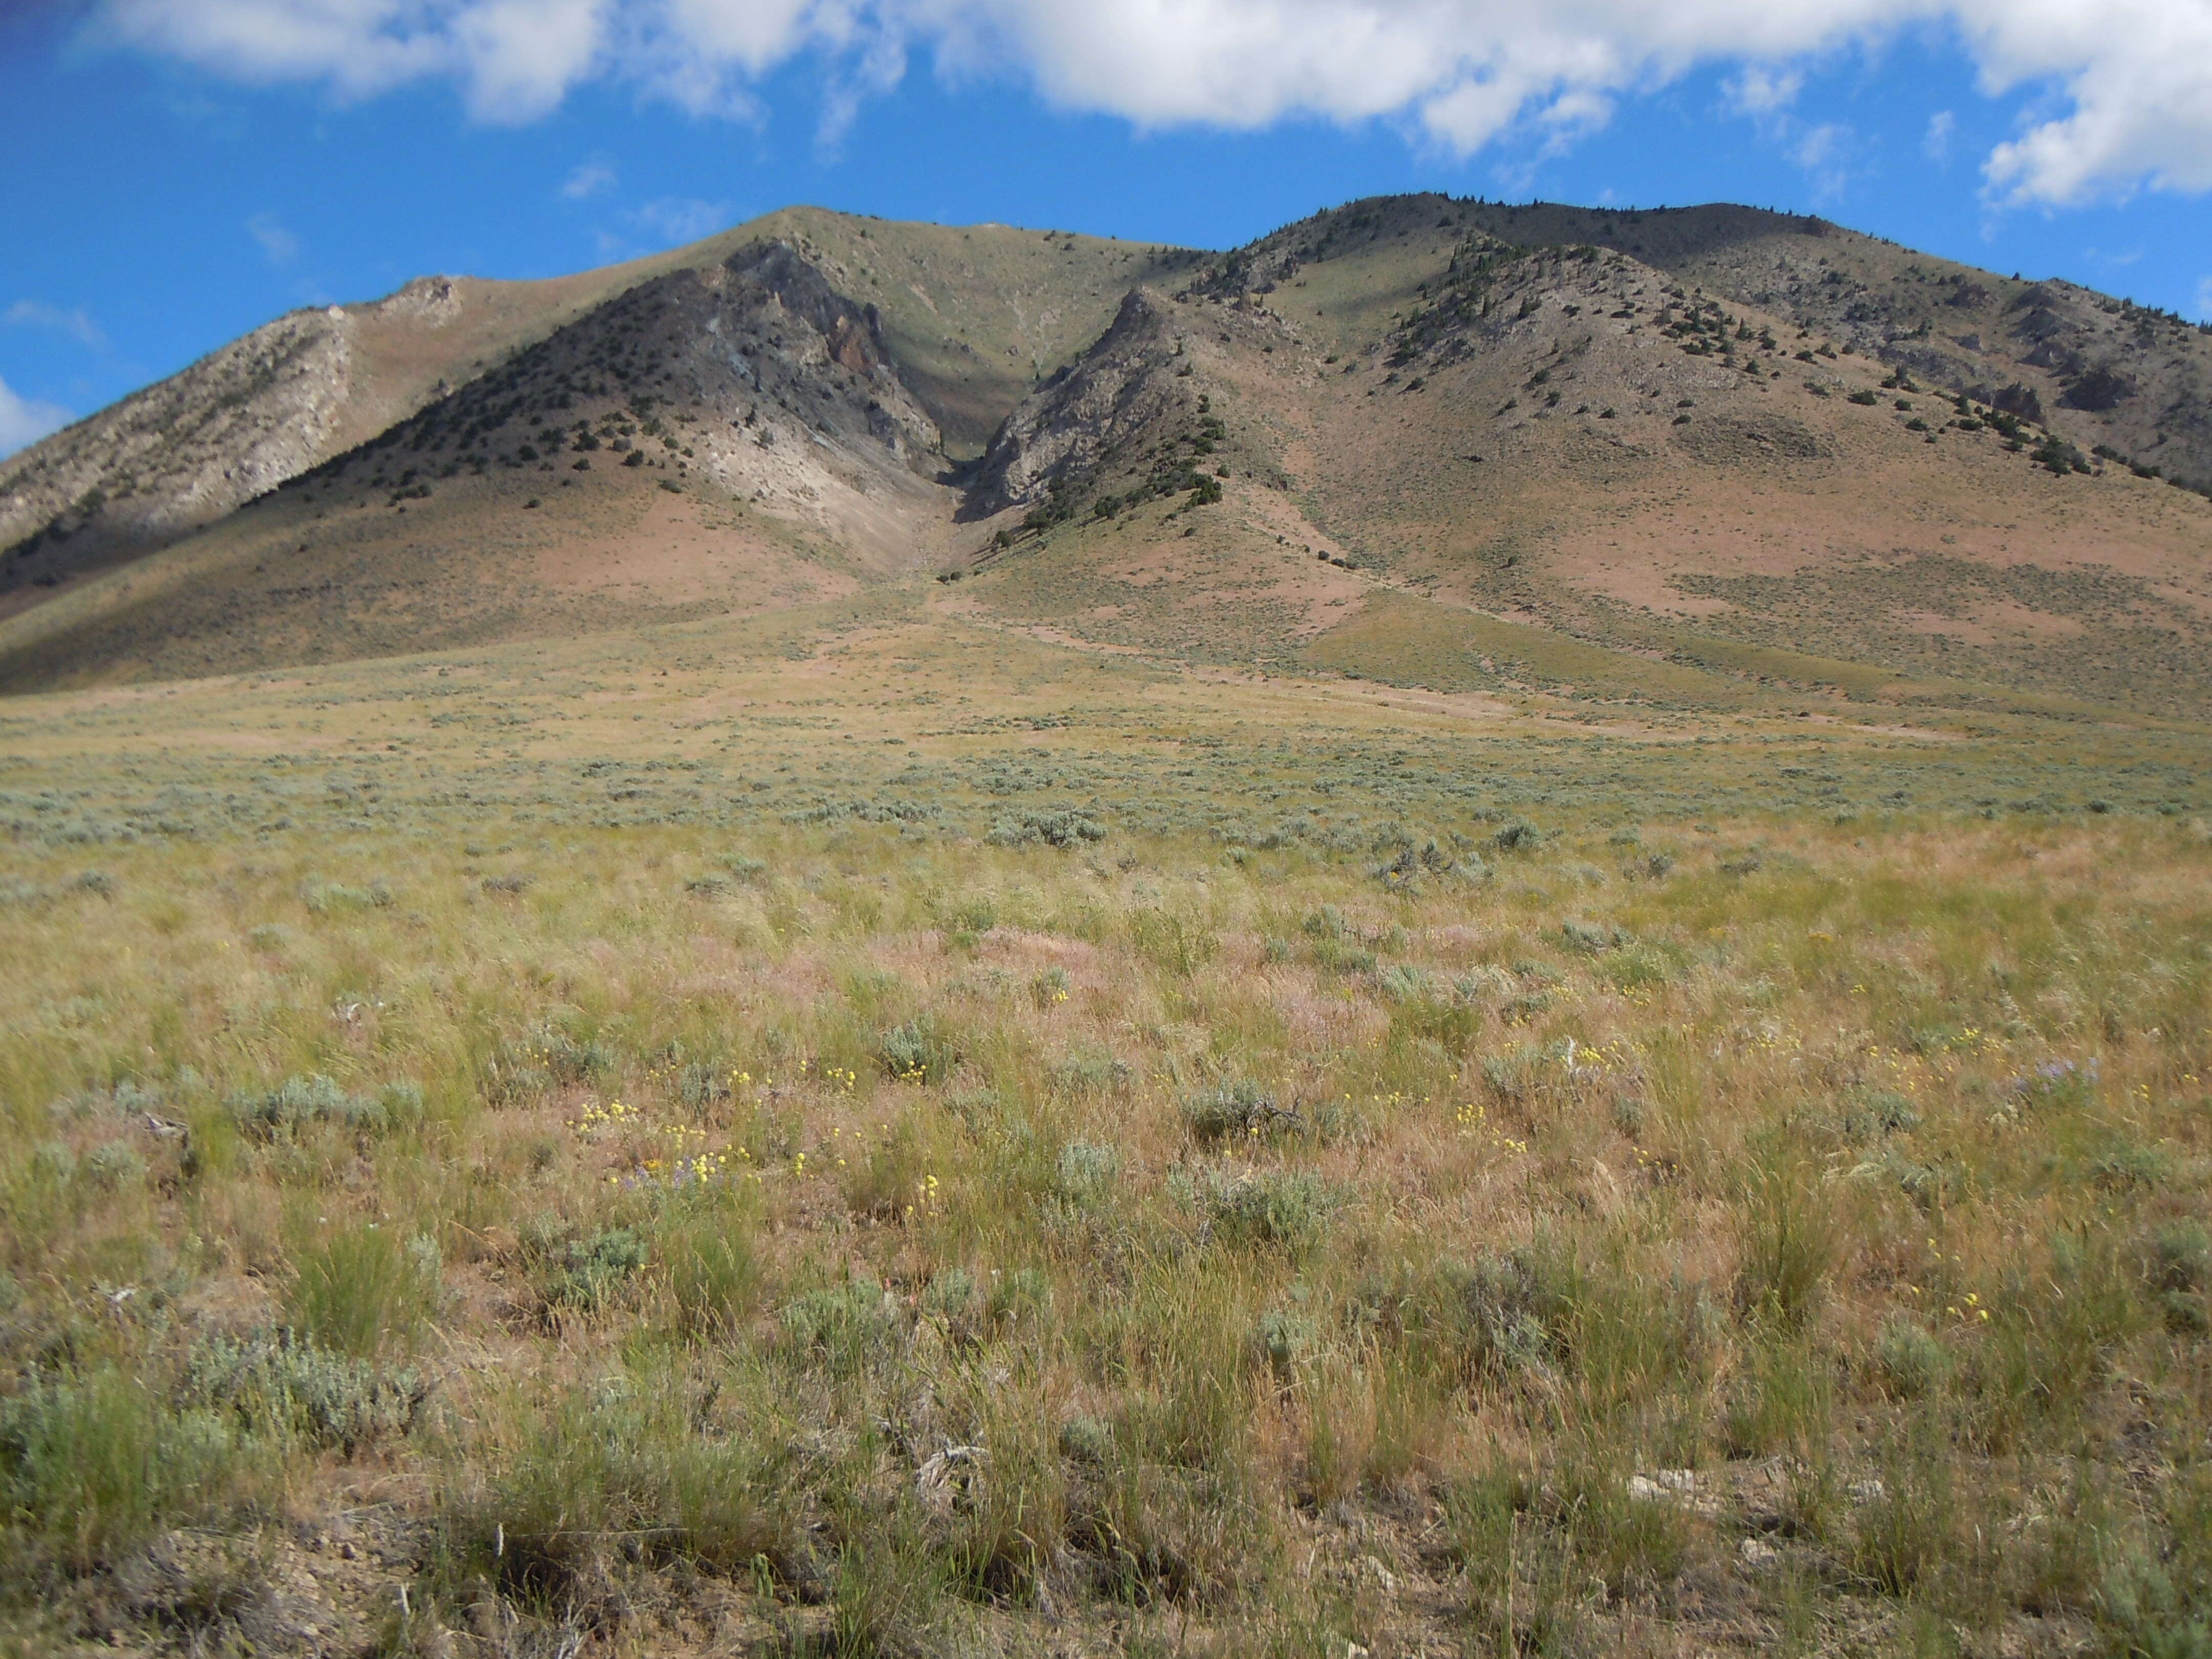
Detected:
left=1, top=309, right=357, bottom=588
left=2061, top=366, right=2136, bottom=412
left=965, top=289, right=1188, bottom=516
left=0, top=235, right=952, bottom=610
left=1402, top=201, right=2211, bottom=494
left=283, top=239, right=945, bottom=528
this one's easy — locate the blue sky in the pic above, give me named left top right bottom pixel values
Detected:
left=3, top=0, right=2209, bottom=456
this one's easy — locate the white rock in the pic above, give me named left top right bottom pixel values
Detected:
left=1627, top=1469, right=1698, bottom=1502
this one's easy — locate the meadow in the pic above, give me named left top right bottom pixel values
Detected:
left=2, top=600, right=2209, bottom=1657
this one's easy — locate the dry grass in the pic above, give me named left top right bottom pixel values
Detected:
left=1, top=608, right=2210, bottom=1656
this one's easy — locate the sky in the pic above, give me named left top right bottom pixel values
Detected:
left=3, top=0, right=2209, bottom=459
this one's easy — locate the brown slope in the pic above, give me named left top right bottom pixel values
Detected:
left=959, top=235, right=2212, bottom=719
left=1177, top=194, right=2212, bottom=498
left=0, top=241, right=979, bottom=691
left=0, top=268, right=682, bottom=603
left=0, top=208, right=1201, bottom=616
left=7, top=194, right=2206, bottom=712
left=1434, top=199, right=2212, bottom=498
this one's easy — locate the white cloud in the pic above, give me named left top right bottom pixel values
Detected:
left=561, top=160, right=616, bottom=198
left=1971, top=0, right=2212, bottom=203
left=445, top=0, right=603, bottom=120
left=1727, top=65, right=1803, bottom=115
left=2198, top=276, right=2212, bottom=323
left=1923, top=109, right=1955, bottom=162
left=5, top=301, right=107, bottom=350
left=88, top=0, right=2212, bottom=207
left=0, top=374, right=70, bottom=459
left=248, top=211, right=300, bottom=264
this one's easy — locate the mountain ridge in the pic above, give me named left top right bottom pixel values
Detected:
left=0, top=207, right=1199, bottom=604
left=2, top=196, right=2208, bottom=719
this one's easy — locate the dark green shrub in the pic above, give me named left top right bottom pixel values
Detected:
left=229, top=1074, right=420, bottom=1141
left=1053, top=1139, right=1123, bottom=1205
left=1875, top=1316, right=1951, bottom=1400
left=1842, top=1091, right=1922, bottom=1140
left=782, top=1275, right=899, bottom=1376
left=301, top=877, right=392, bottom=913
left=1440, top=1249, right=1567, bottom=1378
left=1194, top=1168, right=1335, bottom=1251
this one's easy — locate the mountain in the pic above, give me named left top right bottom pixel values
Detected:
left=962, top=200, right=2212, bottom=718
left=3, top=197, right=2208, bottom=717
left=1447, top=198, right=2212, bottom=491
left=0, top=208, right=1195, bottom=607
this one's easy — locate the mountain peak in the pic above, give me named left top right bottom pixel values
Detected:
left=3, top=198, right=2208, bottom=719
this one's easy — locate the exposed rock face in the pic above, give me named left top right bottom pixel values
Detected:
left=1643, top=245, right=2209, bottom=491
left=379, top=276, right=464, bottom=325
left=2062, top=366, right=2135, bottom=412
left=1, top=310, right=357, bottom=586
left=966, top=289, right=1186, bottom=516
left=0, top=271, right=559, bottom=599
left=280, top=238, right=944, bottom=539
left=701, top=240, right=943, bottom=474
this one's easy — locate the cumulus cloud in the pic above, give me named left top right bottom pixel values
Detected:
left=5, top=301, right=107, bottom=350
left=87, top=0, right=2212, bottom=206
left=0, top=374, right=70, bottom=459
left=1975, top=0, right=2212, bottom=204
left=2199, top=276, right=2212, bottom=323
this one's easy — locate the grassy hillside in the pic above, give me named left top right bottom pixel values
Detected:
left=690, top=208, right=1202, bottom=456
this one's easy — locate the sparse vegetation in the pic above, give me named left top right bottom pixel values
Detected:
left=1, top=194, right=2211, bottom=1657
left=0, top=606, right=2208, bottom=1655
